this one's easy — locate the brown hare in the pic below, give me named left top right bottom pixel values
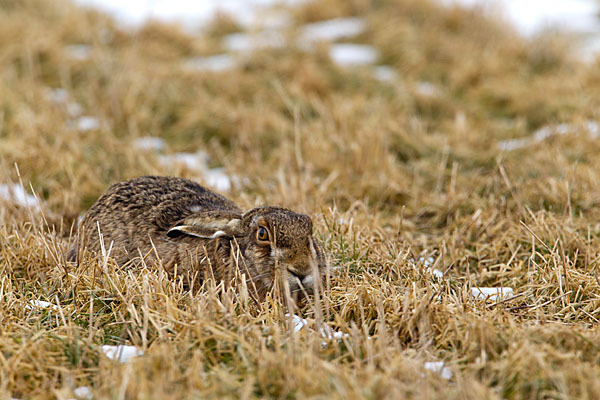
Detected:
left=70, top=176, right=327, bottom=302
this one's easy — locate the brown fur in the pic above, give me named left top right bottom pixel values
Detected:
left=70, top=176, right=327, bottom=300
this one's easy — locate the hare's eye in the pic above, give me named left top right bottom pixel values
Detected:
left=257, top=226, right=269, bottom=242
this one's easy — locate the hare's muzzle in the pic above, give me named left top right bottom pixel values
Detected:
left=288, top=270, right=316, bottom=293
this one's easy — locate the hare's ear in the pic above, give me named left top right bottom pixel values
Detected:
left=166, top=225, right=230, bottom=239
left=166, top=210, right=242, bottom=239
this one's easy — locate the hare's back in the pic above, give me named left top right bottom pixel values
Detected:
left=86, top=176, right=240, bottom=231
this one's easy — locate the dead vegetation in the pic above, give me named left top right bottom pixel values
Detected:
left=2, top=0, right=600, bottom=398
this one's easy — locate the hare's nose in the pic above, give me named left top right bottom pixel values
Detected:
left=289, top=270, right=314, bottom=289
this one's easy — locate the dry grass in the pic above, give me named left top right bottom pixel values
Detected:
left=2, top=0, right=600, bottom=398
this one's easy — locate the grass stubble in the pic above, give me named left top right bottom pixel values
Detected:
left=2, top=0, right=600, bottom=398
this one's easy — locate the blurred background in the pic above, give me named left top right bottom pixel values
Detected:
left=2, top=0, right=600, bottom=224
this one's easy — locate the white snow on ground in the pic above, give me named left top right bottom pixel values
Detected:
left=439, top=0, right=600, bottom=60
left=72, top=386, right=93, bottom=400
left=132, top=137, right=167, bottom=152
left=440, top=0, right=599, bottom=37
left=13, top=383, right=93, bottom=399
left=158, top=151, right=209, bottom=171
left=0, top=184, right=41, bottom=211
left=319, top=324, right=348, bottom=341
left=71, top=116, right=101, bottom=132
left=410, top=256, right=444, bottom=279
left=223, top=31, right=286, bottom=53
left=329, top=44, right=378, bottom=66
left=286, top=313, right=308, bottom=333
left=286, top=313, right=349, bottom=344
left=75, top=0, right=600, bottom=61
left=423, top=361, right=453, bottom=380
left=372, top=65, right=398, bottom=82
left=499, top=120, right=599, bottom=151
left=420, top=256, right=435, bottom=267
left=25, top=300, right=59, bottom=311
left=427, top=267, right=444, bottom=279
left=471, top=287, right=513, bottom=301
left=101, top=345, right=144, bottom=362
left=46, top=89, right=100, bottom=133
left=74, top=0, right=600, bottom=42
left=157, top=152, right=235, bottom=192
left=203, top=168, right=233, bottom=192
left=74, top=0, right=304, bottom=30
left=300, top=17, right=366, bottom=43
left=44, top=88, right=83, bottom=117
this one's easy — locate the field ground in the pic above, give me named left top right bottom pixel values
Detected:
left=2, top=0, right=600, bottom=398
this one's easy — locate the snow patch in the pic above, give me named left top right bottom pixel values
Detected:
left=44, top=88, right=83, bottom=117
left=132, top=137, right=167, bottom=152
left=300, top=17, right=366, bottom=43
left=372, top=65, right=398, bottom=82
left=427, top=268, right=444, bottom=279
left=471, top=287, right=513, bottom=301
left=410, top=256, right=435, bottom=267
left=414, top=82, right=440, bottom=98
left=101, top=345, right=143, bottom=362
left=73, top=386, right=93, bottom=400
left=286, top=313, right=349, bottom=345
left=421, top=256, right=435, bottom=267
left=438, top=0, right=599, bottom=37
left=203, top=168, right=233, bottom=192
left=499, top=120, right=599, bottom=151
left=319, top=324, right=349, bottom=341
left=25, top=300, right=59, bottom=311
left=286, top=313, right=307, bottom=333
left=73, top=0, right=600, bottom=61
left=410, top=256, right=443, bottom=279
left=585, top=120, right=600, bottom=138
left=71, top=116, right=101, bottom=132
left=158, top=151, right=209, bottom=171
left=223, top=31, right=285, bottom=53
left=439, top=0, right=600, bottom=61
left=157, top=152, right=235, bottom=192
left=74, top=0, right=303, bottom=30
left=0, top=184, right=41, bottom=211
left=424, top=361, right=453, bottom=380
left=329, top=44, right=378, bottom=66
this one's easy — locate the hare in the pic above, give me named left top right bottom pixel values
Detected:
left=70, top=176, right=327, bottom=302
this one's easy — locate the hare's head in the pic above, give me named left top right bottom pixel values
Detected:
left=167, top=206, right=327, bottom=301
